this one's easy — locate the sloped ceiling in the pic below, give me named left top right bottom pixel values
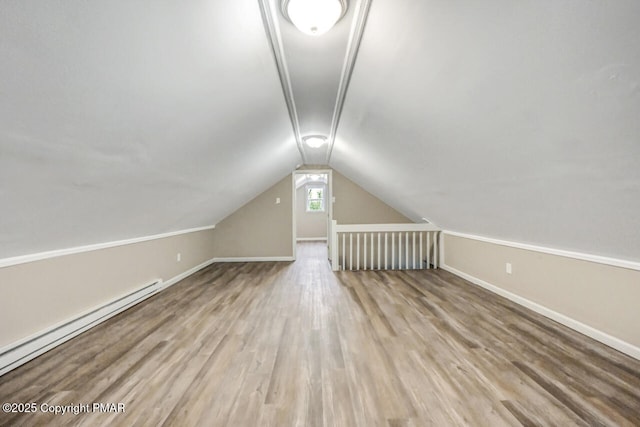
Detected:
left=0, top=0, right=300, bottom=258
left=332, top=0, right=640, bottom=261
left=258, top=0, right=371, bottom=164
left=2, top=0, right=639, bottom=263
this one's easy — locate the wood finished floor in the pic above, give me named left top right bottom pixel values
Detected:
left=1, top=242, right=639, bottom=426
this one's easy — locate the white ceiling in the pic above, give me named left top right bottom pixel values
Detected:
left=0, top=0, right=300, bottom=257
left=259, top=0, right=371, bottom=164
left=333, top=0, right=640, bottom=261
left=295, top=173, right=328, bottom=189
left=1, top=0, right=639, bottom=262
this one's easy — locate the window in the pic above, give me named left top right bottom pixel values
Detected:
left=306, top=186, right=325, bottom=212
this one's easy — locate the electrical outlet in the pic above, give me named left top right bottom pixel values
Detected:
left=506, top=262, right=512, bottom=274
left=177, top=253, right=181, bottom=262
left=276, top=197, right=281, bottom=204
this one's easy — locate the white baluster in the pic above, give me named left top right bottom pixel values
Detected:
left=412, top=232, right=416, bottom=269
left=342, top=233, right=346, bottom=270
left=426, top=232, right=430, bottom=269
left=434, top=232, right=438, bottom=268
left=419, top=232, right=423, bottom=269
left=370, top=233, right=374, bottom=270
left=331, top=219, right=340, bottom=271
left=405, top=232, right=409, bottom=269
left=392, top=233, right=395, bottom=270
left=363, top=233, right=366, bottom=270
left=384, top=233, right=388, bottom=270
left=349, top=233, right=353, bottom=271
left=378, top=233, right=381, bottom=270
left=356, top=233, right=360, bottom=271
left=398, top=232, right=402, bottom=270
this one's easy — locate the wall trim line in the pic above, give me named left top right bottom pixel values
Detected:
left=296, top=238, right=327, bottom=242
left=0, top=257, right=217, bottom=377
left=258, top=0, right=306, bottom=163
left=441, top=262, right=640, bottom=361
left=213, top=256, right=294, bottom=263
left=325, top=0, right=373, bottom=164
left=0, top=225, right=216, bottom=269
left=443, top=230, right=640, bottom=272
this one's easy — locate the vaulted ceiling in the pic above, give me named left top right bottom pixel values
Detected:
left=1, top=0, right=639, bottom=261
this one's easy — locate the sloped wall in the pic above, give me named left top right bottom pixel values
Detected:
left=213, top=169, right=414, bottom=259
left=333, top=171, right=411, bottom=224
left=333, top=0, right=640, bottom=262
left=213, top=175, right=294, bottom=259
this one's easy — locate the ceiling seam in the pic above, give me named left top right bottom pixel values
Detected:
left=258, top=0, right=306, bottom=164
left=326, top=0, right=374, bottom=164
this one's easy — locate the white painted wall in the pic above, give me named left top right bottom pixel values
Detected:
left=334, top=0, right=640, bottom=262
left=2, top=0, right=639, bottom=270
left=0, top=0, right=300, bottom=259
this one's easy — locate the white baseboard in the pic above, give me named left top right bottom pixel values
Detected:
left=441, top=262, right=640, bottom=361
left=160, top=258, right=217, bottom=290
left=0, top=257, right=216, bottom=377
left=213, top=256, right=294, bottom=262
left=296, top=237, right=327, bottom=242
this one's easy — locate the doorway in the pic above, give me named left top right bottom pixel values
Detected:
left=292, top=169, right=333, bottom=261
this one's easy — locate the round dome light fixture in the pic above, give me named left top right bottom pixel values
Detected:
left=282, top=0, right=347, bottom=36
left=304, top=135, right=327, bottom=148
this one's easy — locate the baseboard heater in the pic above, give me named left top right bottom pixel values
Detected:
left=0, top=279, right=162, bottom=377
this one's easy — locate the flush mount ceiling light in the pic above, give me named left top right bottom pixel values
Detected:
left=281, top=0, right=347, bottom=36
left=304, top=135, right=327, bottom=148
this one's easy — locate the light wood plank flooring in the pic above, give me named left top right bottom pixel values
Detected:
left=1, top=242, right=639, bottom=426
